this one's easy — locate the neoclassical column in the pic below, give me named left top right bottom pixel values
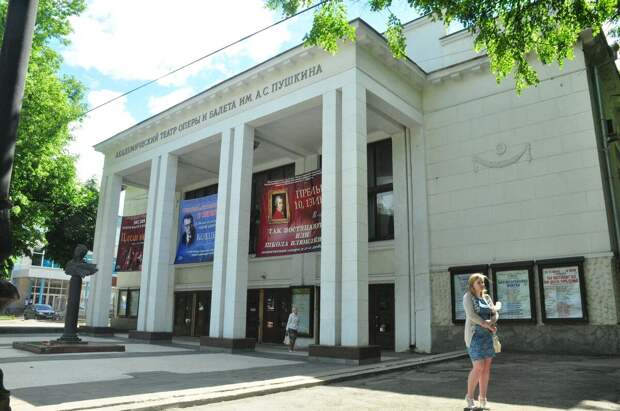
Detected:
left=340, top=78, right=370, bottom=348
left=392, top=131, right=413, bottom=352
left=133, top=153, right=178, bottom=342
left=222, top=124, right=255, bottom=340
left=209, top=130, right=234, bottom=339
left=318, top=89, right=342, bottom=346
left=86, top=173, right=122, bottom=330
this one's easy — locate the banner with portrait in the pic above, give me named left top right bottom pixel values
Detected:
left=115, top=214, right=146, bottom=272
left=256, top=170, right=321, bottom=257
left=174, top=194, right=217, bottom=264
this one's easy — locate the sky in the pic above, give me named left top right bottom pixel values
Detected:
left=59, top=0, right=420, bottom=182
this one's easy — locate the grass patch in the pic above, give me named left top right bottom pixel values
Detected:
left=0, top=315, right=15, bottom=320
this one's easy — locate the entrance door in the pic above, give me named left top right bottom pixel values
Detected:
left=262, top=288, right=291, bottom=344
left=194, top=291, right=211, bottom=337
left=369, top=284, right=395, bottom=349
left=173, top=292, right=193, bottom=336
left=246, top=289, right=260, bottom=341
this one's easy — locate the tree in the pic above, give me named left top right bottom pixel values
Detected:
left=0, top=0, right=89, bottom=275
left=266, top=0, right=619, bottom=92
left=44, top=178, right=99, bottom=266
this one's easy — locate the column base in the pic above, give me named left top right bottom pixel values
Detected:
left=128, top=331, right=172, bottom=343
left=200, top=337, right=256, bottom=353
left=308, top=344, right=381, bottom=365
left=78, top=326, right=115, bottom=337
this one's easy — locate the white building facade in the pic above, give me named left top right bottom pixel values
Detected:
left=87, top=18, right=620, bottom=361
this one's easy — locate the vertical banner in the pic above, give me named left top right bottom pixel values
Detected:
left=256, top=170, right=321, bottom=257
left=115, top=214, right=146, bottom=272
left=174, top=194, right=217, bottom=264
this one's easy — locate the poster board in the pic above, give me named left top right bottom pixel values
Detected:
left=115, top=214, right=146, bottom=272
left=538, top=257, right=587, bottom=322
left=491, top=261, right=536, bottom=322
left=290, top=286, right=314, bottom=337
left=449, top=265, right=489, bottom=323
left=174, top=194, right=217, bottom=264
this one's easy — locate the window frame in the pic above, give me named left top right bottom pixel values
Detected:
left=117, top=288, right=140, bottom=318
left=367, top=139, right=394, bottom=242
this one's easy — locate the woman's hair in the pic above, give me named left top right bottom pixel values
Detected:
left=467, top=273, right=489, bottom=296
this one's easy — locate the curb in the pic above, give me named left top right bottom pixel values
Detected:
left=25, top=350, right=467, bottom=411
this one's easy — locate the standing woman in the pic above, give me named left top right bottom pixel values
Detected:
left=286, top=306, right=299, bottom=352
left=463, top=274, right=499, bottom=410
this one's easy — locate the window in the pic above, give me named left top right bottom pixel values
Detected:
left=368, top=139, right=394, bottom=242
left=249, top=164, right=295, bottom=253
left=185, top=184, right=218, bottom=200
left=31, top=249, right=44, bottom=267
left=117, top=288, right=140, bottom=318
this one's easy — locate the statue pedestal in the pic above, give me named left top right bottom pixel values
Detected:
left=12, top=341, right=125, bottom=354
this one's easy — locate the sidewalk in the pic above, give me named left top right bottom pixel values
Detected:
left=0, top=333, right=465, bottom=410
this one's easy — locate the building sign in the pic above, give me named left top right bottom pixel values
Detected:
left=256, top=170, right=321, bottom=257
left=491, top=263, right=535, bottom=322
left=114, top=65, right=323, bottom=159
left=539, top=258, right=587, bottom=322
left=115, top=214, right=146, bottom=272
left=291, top=287, right=314, bottom=337
left=449, top=265, right=489, bottom=323
left=174, top=195, right=217, bottom=264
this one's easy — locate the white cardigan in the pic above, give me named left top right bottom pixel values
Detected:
left=463, top=292, right=499, bottom=348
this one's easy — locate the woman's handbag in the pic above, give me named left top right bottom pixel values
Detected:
left=283, top=333, right=290, bottom=345
left=493, top=333, right=502, bottom=353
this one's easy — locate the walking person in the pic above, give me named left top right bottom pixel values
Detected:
left=463, top=274, right=500, bottom=410
left=285, top=306, right=299, bottom=352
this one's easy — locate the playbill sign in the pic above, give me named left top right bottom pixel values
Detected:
left=174, top=195, right=217, bottom=264
left=115, top=214, right=146, bottom=272
left=495, top=269, right=532, bottom=320
left=541, top=265, right=584, bottom=319
left=256, top=170, right=321, bottom=257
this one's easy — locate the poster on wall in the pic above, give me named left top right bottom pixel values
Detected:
left=115, top=214, right=146, bottom=272
left=256, top=170, right=321, bottom=257
left=291, top=287, right=314, bottom=337
left=539, top=258, right=587, bottom=321
left=492, top=263, right=535, bottom=321
left=174, top=194, right=217, bottom=264
left=449, top=265, right=489, bottom=323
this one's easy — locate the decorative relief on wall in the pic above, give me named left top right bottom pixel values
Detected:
left=473, top=143, right=532, bottom=172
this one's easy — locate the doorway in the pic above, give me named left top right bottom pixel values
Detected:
left=369, top=284, right=395, bottom=349
left=262, top=288, right=291, bottom=344
left=173, top=291, right=212, bottom=337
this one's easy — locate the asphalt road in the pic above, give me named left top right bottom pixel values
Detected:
left=171, top=353, right=620, bottom=411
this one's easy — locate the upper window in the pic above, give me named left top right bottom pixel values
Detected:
left=249, top=164, right=295, bottom=254
left=185, top=184, right=218, bottom=200
left=368, top=139, right=394, bottom=242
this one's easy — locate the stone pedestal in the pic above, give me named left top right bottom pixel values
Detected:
left=308, top=344, right=381, bottom=365
left=200, top=336, right=255, bottom=353
left=12, top=341, right=125, bottom=354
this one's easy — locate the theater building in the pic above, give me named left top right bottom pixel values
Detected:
left=86, top=17, right=620, bottom=362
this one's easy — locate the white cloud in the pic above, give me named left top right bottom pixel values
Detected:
left=69, top=89, right=135, bottom=182
left=63, top=0, right=294, bottom=87
left=148, top=87, right=195, bottom=114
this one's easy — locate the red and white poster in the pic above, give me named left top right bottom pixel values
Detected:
left=115, top=214, right=146, bottom=272
left=256, top=170, right=321, bottom=257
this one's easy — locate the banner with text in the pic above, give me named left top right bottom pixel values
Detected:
left=115, top=214, right=146, bottom=272
left=256, top=170, right=321, bottom=257
left=174, top=194, right=217, bottom=264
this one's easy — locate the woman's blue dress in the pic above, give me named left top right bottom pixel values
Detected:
left=468, top=296, right=495, bottom=361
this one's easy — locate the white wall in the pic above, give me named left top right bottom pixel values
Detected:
left=423, top=49, right=610, bottom=268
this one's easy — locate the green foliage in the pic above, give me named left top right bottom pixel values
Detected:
left=266, top=0, right=620, bottom=92
left=0, top=0, right=92, bottom=275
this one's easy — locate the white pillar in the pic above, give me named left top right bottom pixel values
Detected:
left=210, top=131, right=234, bottom=338
left=87, top=173, right=122, bottom=327
left=392, top=132, right=412, bottom=352
left=340, top=78, right=369, bottom=347
left=222, top=124, right=254, bottom=339
left=137, top=153, right=178, bottom=332
left=410, top=127, right=432, bottom=352
left=320, top=89, right=342, bottom=346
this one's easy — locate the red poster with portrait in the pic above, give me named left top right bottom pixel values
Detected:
left=256, top=170, right=321, bottom=257
left=115, top=214, right=146, bottom=272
